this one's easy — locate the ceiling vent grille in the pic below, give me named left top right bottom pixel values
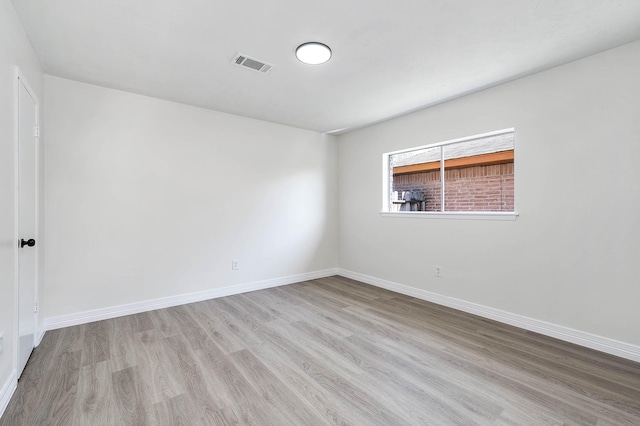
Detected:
left=232, top=53, right=274, bottom=74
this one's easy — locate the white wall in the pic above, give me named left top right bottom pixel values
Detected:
left=44, top=76, right=338, bottom=318
left=0, top=0, right=44, bottom=407
left=338, top=40, right=640, bottom=347
left=6, top=11, right=637, bottom=389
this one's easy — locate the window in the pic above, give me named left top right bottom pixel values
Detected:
left=383, top=129, right=515, bottom=217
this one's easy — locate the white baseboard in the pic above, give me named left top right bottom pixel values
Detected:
left=42, top=266, right=640, bottom=363
left=46, top=268, right=339, bottom=331
left=35, top=328, right=45, bottom=347
left=337, top=269, right=640, bottom=363
left=0, top=371, right=17, bottom=420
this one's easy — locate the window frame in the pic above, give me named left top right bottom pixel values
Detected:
left=381, top=128, right=518, bottom=220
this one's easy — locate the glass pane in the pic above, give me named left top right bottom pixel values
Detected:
left=443, top=133, right=514, bottom=212
left=389, top=146, right=441, bottom=212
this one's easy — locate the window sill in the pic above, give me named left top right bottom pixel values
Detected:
left=380, top=211, right=518, bottom=221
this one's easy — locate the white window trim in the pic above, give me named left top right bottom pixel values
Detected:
left=380, top=211, right=518, bottom=220
left=382, top=128, right=516, bottom=218
left=385, top=128, right=514, bottom=156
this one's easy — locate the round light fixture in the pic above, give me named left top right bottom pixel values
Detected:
left=295, top=42, right=332, bottom=65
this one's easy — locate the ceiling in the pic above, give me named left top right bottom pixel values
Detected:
left=11, top=0, right=640, bottom=134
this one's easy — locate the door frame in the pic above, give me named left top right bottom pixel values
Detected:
left=14, top=67, right=41, bottom=376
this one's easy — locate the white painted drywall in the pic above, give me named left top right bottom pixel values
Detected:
left=0, top=0, right=44, bottom=402
left=337, top=40, right=640, bottom=346
left=44, top=76, right=338, bottom=318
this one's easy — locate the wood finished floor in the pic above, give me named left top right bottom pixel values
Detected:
left=2, top=276, right=640, bottom=425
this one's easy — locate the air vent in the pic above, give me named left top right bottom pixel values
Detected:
left=232, top=53, right=274, bottom=74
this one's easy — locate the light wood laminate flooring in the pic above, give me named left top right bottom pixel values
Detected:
left=2, top=276, right=640, bottom=425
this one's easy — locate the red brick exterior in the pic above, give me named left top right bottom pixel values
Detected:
left=392, top=162, right=514, bottom=212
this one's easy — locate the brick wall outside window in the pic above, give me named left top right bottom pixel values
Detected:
left=392, top=162, right=514, bottom=212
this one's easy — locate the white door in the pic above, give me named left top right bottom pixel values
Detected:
left=17, top=72, right=39, bottom=378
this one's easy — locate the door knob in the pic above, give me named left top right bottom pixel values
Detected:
left=20, top=238, right=35, bottom=248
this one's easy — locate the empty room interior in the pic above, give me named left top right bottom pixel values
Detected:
left=2, top=0, right=640, bottom=424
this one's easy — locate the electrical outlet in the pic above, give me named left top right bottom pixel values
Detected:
left=0, top=332, right=3, bottom=355
left=435, top=265, right=442, bottom=278
left=232, top=260, right=239, bottom=270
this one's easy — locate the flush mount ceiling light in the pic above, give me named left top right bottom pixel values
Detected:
left=295, top=42, right=332, bottom=65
